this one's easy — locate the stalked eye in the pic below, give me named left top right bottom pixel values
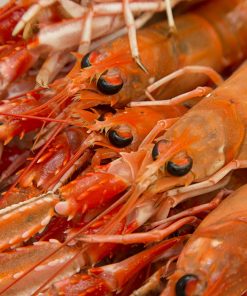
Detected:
left=97, top=70, right=123, bottom=95
left=152, top=140, right=168, bottom=160
left=81, top=51, right=100, bottom=68
left=81, top=52, right=91, bottom=68
left=175, top=274, right=198, bottom=296
left=108, top=127, right=133, bottom=148
left=167, top=155, right=193, bottom=177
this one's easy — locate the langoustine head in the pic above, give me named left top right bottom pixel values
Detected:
left=137, top=95, right=245, bottom=194
left=163, top=184, right=247, bottom=296
left=69, top=27, right=170, bottom=107
left=104, top=90, right=246, bottom=232
left=90, top=105, right=186, bottom=151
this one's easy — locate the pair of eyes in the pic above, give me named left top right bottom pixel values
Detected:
left=102, top=129, right=193, bottom=176
left=152, top=140, right=193, bottom=176
left=97, top=109, right=134, bottom=148
left=81, top=52, right=123, bottom=95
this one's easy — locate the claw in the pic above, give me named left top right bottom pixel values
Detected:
left=0, top=192, right=59, bottom=251
left=0, top=240, right=83, bottom=296
left=56, top=172, right=129, bottom=218
left=135, top=56, right=148, bottom=74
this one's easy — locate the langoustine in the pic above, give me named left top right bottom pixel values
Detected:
left=163, top=183, right=247, bottom=296
left=47, top=60, right=247, bottom=295
left=1, top=0, right=247, bottom=100
left=0, top=104, right=191, bottom=294
left=0, top=0, right=245, bottom=151
left=2, top=1, right=247, bottom=295
left=0, top=103, right=186, bottom=241
left=48, top=0, right=247, bottom=107
left=0, top=60, right=238, bottom=296
left=0, top=235, right=188, bottom=296
left=0, top=0, right=168, bottom=91
left=0, top=0, right=124, bottom=95
left=69, top=58, right=247, bottom=237
left=0, top=58, right=237, bottom=294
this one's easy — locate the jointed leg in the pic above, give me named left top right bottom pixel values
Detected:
left=130, top=86, right=212, bottom=107
left=144, top=65, right=223, bottom=101
left=36, top=52, right=73, bottom=87
left=139, top=118, right=179, bottom=148
left=123, top=0, right=148, bottom=72
left=152, top=186, right=231, bottom=228
left=77, top=216, right=196, bottom=244
left=165, top=0, right=176, bottom=33
left=13, top=0, right=57, bottom=36
left=78, top=7, right=93, bottom=54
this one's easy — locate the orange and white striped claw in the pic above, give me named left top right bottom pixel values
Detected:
left=0, top=192, right=59, bottom=251
left=55, top=172, right=129, bottom=219
left=0, top=240, right=84, bottom=296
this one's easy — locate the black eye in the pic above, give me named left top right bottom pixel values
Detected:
left=108, top=129, right=133, bottom=148
left=175, top=274, right=198, bottom=296
left=81, top=51, right=100, bottom=68
left=97, top=73, right=123, bottom=95
left=167, top=155, right=193, bottom=176
left=152, top=140, right=168, bottom=160
left=81, top=52, right=91, bottom=68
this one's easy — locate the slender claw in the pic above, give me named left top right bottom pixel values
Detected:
left=164, top=0, right=177, bottom=35
left=135, top=56, right=148, bottom=74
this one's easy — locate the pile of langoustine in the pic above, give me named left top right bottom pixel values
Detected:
left=0, top=0, right=180, bottom=97
left=1, top=0, right=247, bottom=295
